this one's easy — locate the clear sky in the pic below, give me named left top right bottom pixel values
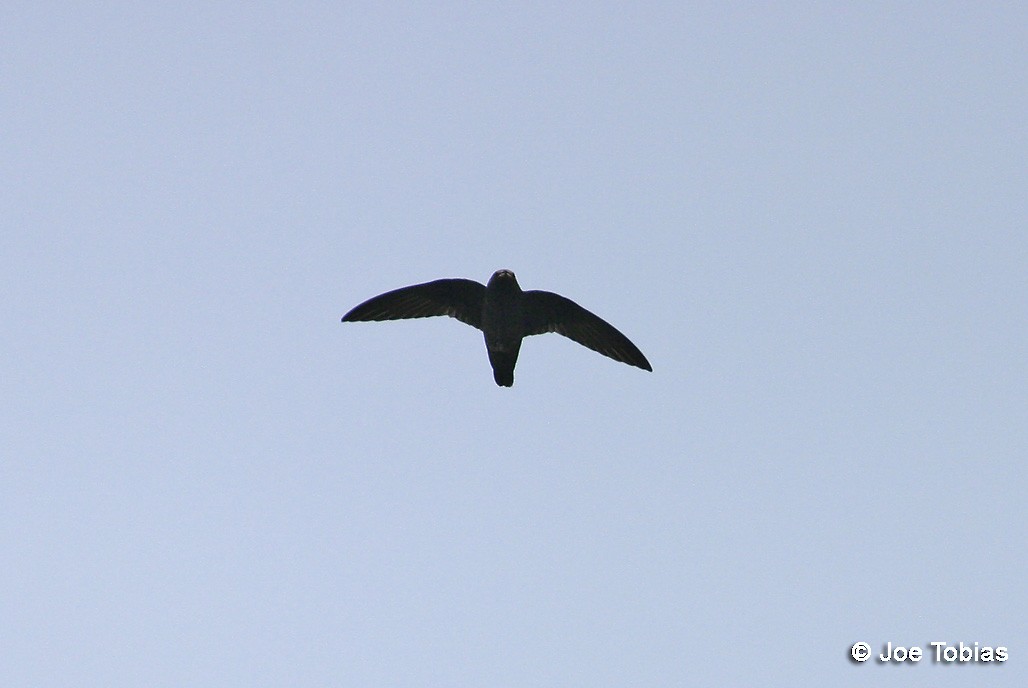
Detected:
left=3, top=3, right=1025, bottom=686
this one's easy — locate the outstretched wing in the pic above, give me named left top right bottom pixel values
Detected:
left=342, top=279, right=486, bottom=330
left=522, top=290, right=652, bottom=371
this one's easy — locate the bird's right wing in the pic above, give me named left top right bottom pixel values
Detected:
left=341, top=279, right=486, bottom=330
left=522, top=290, right=652, bottom=371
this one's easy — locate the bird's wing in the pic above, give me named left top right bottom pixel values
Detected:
left=341, top=279, right=486, bottom=329
left=522, top=290, right=652, bottom=371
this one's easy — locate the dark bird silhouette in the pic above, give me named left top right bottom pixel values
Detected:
left=341, top=269, right=651, bottom=387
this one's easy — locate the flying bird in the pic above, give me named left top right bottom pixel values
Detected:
left=341, top=269, right=651, bottom=387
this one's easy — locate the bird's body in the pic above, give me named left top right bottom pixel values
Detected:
left=480, top=270, right=526, bottom=386
left=341, top=269, right=651, bottom=386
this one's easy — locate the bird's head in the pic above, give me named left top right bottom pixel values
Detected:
left=488, top=269, right=520, bottom=290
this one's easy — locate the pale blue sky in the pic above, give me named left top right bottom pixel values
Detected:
left=2, top=3, right=1025, bottom=686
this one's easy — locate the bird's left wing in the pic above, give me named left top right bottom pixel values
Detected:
left=522, top=290, right=652, bottom=371
left=341, top=278, right=486, bottom=329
